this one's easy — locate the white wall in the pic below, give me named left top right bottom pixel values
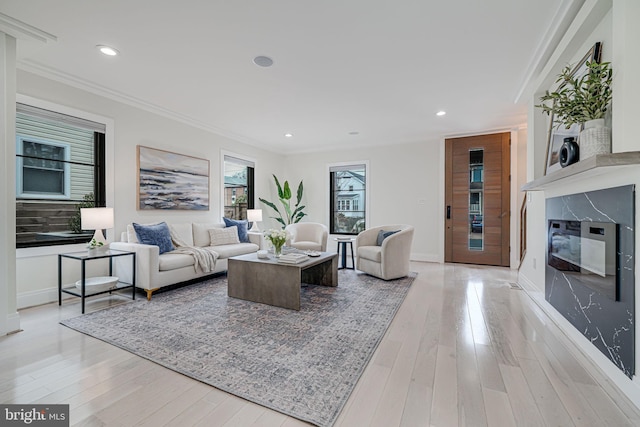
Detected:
left=284, top=140, right=443, bottom=261
left=15, top=70, right=284, bottom=308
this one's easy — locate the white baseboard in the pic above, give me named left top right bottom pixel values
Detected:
left=6, top=312, right=20, bottom=334
left=410, top=253, right=442, bottom=263
left=518, top=277, right=640, bottom=412
left=17, top=287, right=61, bottom=309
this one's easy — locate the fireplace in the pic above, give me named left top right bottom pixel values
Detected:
left=546, top=185, right=635, bottom=378
left=547, top=220, right=618, bottom=301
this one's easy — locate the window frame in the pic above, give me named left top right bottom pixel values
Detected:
left=221, top=151, right=257, bottom=220
left=16, top=135, right=72, bottom=200
left=327, top=161, right=369, bottom=235
left=15, top=95, right=114, bottom=255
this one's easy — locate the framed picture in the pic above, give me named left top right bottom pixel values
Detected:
left=137, top=145, right=210, bottom=210
left=544, top=42, right=602, bottom=175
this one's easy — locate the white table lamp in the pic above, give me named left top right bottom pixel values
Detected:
left=247, top=209, right=262, bottom=232
left=81, top=207, right=114, bottom=244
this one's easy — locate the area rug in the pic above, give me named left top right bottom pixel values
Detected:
left=60, top=269, right=415, bottom=427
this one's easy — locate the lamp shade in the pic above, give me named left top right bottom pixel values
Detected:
left=247, top=209, right=262, bottom=232
left=247, top=209, right=263, bottom=222
left=81, top=207, right=114, bottom=245
left=81, top=207, right=114, bottom=230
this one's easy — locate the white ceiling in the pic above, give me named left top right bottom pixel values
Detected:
left=1, top=0, right=579, bottom=154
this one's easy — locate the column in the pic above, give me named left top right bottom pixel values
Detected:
left=0, top=32, right=18, bottom=335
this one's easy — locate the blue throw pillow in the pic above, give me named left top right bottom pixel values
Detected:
left=376, top=229, right=399, bottom=246
left=223, top=217, right=250, bottom=243
left=133, top=222, right=175, bottom=254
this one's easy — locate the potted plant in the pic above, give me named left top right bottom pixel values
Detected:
left=537, top=60, right=613, bottom=160
left=259, top=175, right=306, bottom=229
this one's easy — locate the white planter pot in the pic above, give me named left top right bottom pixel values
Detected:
left=579, top=119, right=611, bottom=160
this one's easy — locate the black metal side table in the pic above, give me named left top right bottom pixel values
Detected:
left=58, top=248, right=136, bottom=313
left=335, top=238, right=355, bottom=270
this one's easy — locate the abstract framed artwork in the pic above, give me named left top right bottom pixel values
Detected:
left=137, top=145, right=209, bottom=210
left=544, top=42, right=602, bottom=175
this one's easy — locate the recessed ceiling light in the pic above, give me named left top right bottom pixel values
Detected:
left=284, top=133, right=293, bottom=138
left=253, top=56, right=274, bottom=67
left=436, top=111, right=447, bottom=116
left=97, top=45, right=119, bottom=56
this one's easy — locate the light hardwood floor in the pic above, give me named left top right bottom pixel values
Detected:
left=1, top=262, right=639, bottom=426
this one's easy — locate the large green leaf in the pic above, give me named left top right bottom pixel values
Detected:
left=283, top=181, right=292, bottom=201
left=274, top=175, right=284, bottom=200
left=259, top=198, right=282, bottom=218
left=295, top=180, right=304, bottom=207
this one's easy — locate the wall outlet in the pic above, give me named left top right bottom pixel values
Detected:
left=532, top=257, right=536, bottom=269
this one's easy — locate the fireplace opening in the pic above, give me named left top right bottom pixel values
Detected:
left=548, top=220, right=619, bottom=301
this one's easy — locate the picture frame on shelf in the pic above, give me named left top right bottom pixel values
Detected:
left=543, top=42, right=602, bottom=175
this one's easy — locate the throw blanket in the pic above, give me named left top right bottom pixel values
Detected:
left=169, top=226, right=218, bottom=273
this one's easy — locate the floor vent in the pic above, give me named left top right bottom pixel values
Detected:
left=509, top=282, right=522, bottom=290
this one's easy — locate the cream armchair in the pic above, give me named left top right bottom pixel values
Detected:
left=356, top=224, right=414, bottom=280
left=285, top=222, right=329, bottom=252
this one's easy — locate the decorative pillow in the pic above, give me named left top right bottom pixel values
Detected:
left=223, top=217, right=250, bottom=243
left=133, top=222, right=175, bottom=254
left=209, top=226, right=240, bottom=246
left=376, top=229, right=400, bottom=246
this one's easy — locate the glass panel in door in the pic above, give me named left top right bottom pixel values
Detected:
left=469, top=149, right=483, bottom=250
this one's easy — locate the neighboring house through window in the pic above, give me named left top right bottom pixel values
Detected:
left=223, top=154, right=255, bottom=220
left=15, top=103, right=106, bottom=248
left=329, top=163, right=367, bottom=235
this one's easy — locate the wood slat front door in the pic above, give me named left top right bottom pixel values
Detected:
left=445, top=132, right=510, bottom=266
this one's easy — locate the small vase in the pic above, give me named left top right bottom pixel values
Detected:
left=274, top=244, right=283, bottom=258
left=580, top=118, right=611, bottom=160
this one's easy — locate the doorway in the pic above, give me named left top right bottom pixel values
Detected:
left=445, top=132, right=510, bottom=266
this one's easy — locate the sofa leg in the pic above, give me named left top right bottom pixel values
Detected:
left=145, top=288, right=158, bottom=301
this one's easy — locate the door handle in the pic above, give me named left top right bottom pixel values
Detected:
left=447, top=205, right=451, bottom=219
left=499, top=211, right=508, bottom=218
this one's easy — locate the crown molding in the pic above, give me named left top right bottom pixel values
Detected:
left=517, top=0, right=613, bottom=103
left=0, top=13, right=56, bottom=43
left=513, top=0, right=586, bottom=103
left=16, top=58, right=272, bottom=151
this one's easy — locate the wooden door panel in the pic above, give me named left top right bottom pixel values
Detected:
left=444, top=132, right=510, bottom=266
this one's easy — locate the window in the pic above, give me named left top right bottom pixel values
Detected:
left=330, top=163, right=366, bottom=234
left=223, top=155, right=255, bottom=220
left=16, top=103, right=106, bottom=248
left=17, top=137, right=70, bottom=198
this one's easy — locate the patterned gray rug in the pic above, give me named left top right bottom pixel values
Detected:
left=61, top=269, right=415, bottom=427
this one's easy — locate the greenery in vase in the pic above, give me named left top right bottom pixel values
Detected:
left=263, top=229, right=289, bottom=252
left=87, top=238, right=104, bottom=249
left=536, top=61, right=612, bottom=129
left=259, top=175, right=306, bottom=229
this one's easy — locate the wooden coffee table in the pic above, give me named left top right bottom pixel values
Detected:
left=227, top=252, right=338, bottom=310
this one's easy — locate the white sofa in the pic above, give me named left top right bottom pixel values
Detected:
left=111, top=222, right=260, bottom=300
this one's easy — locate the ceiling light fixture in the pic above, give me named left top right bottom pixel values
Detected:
left=436, top=111, right=447, bottom=116
left=253, top=56, right=274, bottom=67
left=284, top=133, right=293, bottom=138
left=97, top=45, right=119, bottom=56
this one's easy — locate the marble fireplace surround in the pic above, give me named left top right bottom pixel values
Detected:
left=546, top=185, right=635, bottom=378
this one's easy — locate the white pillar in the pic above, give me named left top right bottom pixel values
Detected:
left=0, top=32, right=19, bottom=335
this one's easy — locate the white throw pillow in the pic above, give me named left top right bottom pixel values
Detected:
left=209, top=226, right=240, bottom=246
left=193, top=222, right=224, bottom=247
